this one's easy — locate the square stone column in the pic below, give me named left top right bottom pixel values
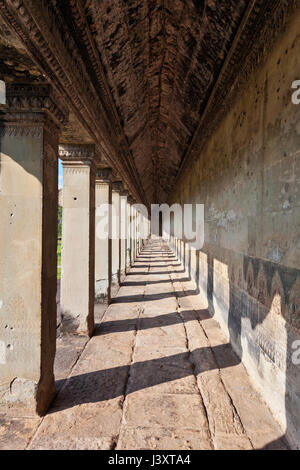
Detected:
left=131, top=201, right=137, bottom=263
left=148, top=218, right=151, bottom=241
left=111, top=182, right=122, bottom=287
left=0, top=83, right=68, bottom=416
left=136, top=208, right=140, bottom=257
left=120, top=190, right=128, bottom=280
left=141, top=212, right=148, bottom=249
left=126, top=197, right=132, bottom=271
left=95, top=168, right=112, bottom=303
left=128, top=197, right=135, bottom=266
left=59, top=145, right=95, bottom=337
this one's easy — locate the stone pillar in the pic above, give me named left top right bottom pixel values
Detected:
left=135, top=209, right=140, bottom=258
left=111, top=182, right=122, bottom=287
left=95, top=168, right=112, bottom=303
left=120, top=190, right=128, bottom=280
left=126, top=196, right=132, bottom=271
left=170, top=212, right=174, bottom=251
left=148, top=218, right=151, bottom=243
left=133, top=203, right=138, bottom=261
left=0, top=83, right=68, bottom=415
left=141, top=213, right=149, bottom=249
left=128, top=197, right=135, bottom=266
left=59, top=145, right=95, bottom=337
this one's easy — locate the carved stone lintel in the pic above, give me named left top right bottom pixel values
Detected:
left=59, top=144, right=95, bottom=163
left=0, top=124, right=43, bottom=138
left=112, top=181, right=123, bottom=193
left=0, top=83, right=68, bottom=129
left=95, top=167, right=113, bottom=184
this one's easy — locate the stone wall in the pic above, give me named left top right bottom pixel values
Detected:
left=168, top=10, right=300, bottom=448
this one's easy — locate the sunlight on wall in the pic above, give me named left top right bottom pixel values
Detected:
left=198, top=251, right=208, bottom=309
left=58, top=159, right=63, bottom=188
left=0, top=80, right=6, bottom=104
left=213, top=258, right=230, bottom=340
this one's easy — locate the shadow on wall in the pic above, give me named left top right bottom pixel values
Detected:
left=172, top=237, right=300, bottom=449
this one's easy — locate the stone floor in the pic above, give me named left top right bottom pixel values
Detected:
left=0, top=239, right=289, bottom=450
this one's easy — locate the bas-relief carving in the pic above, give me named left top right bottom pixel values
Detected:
left=2, top=83, right=68, bottom=127
left=63, top=166, right=91, bottom=175
left=0, top=84, right=68, bottom=147
left=0, top=125, right=42, bottom=138
left=58, top=144, right=95, bottom=161
left=95, top=167, right=113, bottom=183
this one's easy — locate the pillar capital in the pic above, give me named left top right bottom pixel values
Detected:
left=59, top=144, right=95, bottom=164
left=121, top=189, right=129, bottom=198
left=128, top=196, right=135, bottom=205
left=112, top=181, right=123, bottom=193
left=95, top=167, right=113, bottom=184
left=0, top=83, right=68, bottom=130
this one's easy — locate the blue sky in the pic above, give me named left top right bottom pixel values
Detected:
left=58, top=159, right=63, bottom=189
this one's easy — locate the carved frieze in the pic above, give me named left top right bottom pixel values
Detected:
left=59, top=144, right=95, bottom=162
left=95, top=167, right=113, bottom=184
left=112, top=181, right=123, bottom=193
left=127, top=196, right=135, bottom=205
left=0, top=83, right=68, bottom=128
left=120, top=190, right=129, bottom=198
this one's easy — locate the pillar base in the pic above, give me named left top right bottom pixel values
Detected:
left=95, top=279, right=110, bottom=304
left=0, top=376, right=56, bottom=418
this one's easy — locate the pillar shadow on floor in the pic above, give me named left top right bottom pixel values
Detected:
left=94, top=309, right=211, bottom=335
left=132, top=264, right=181, bottom=268
left=125, top=269, right=186, bottom=276
left=111, top=288, right=200, bottom=304
left=52, top=342, right=240, bottom=413
left=121, top=277, right=191, bottom=287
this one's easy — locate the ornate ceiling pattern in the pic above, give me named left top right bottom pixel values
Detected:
left=84, top=0, right=247, bottom=202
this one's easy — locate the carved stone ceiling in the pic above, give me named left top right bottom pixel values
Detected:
left=84, top=0, right=247, bottom=202
left=0, top=1, right=250, bottom=203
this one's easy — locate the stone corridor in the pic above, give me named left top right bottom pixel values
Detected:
left=0, top=240, right=288, bottom=450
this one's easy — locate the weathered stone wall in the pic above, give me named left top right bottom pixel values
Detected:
left=169, top=11, right=300, bottom=448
